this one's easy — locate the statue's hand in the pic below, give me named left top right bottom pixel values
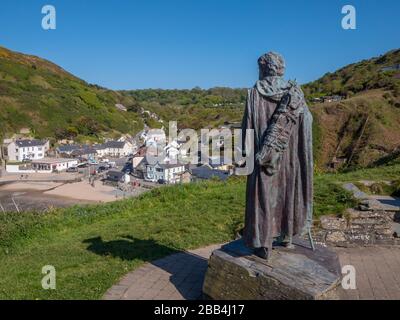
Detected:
left=256, top=147, right=282, bottom=176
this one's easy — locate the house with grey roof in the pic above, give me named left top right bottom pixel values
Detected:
left=56, top=144, right=97, bottom=161
left=56, top=144, right=86, bottom=156
left=3, top=139, right=49, bottom=162
left=145, top=162, right=186, bottom=184
left=95, top=140, right=134, bottom=158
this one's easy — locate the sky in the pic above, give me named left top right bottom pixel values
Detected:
left=0, top=0, right=399, bottom=90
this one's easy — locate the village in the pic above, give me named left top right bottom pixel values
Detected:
left=0, top=127, right=236, bottom=212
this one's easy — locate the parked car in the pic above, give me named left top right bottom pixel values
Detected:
left=66, top=167, right=78, bottom=173
left=97, top=166, right=107, bottom=173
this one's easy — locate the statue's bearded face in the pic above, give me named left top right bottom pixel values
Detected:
left=258, top=52, right=286, bottom=79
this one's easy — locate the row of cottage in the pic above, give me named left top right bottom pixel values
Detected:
left=1, top=138, right=137, bottom=174
left=1, top=139, right=136, bottom=162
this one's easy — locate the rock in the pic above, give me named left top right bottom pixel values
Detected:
left=326, top=231, right=347, bottom=243
left=342, top=183, right=369, bottom=200
left=320, top=216, right=347, bottom=230
left=202, top=239, right=341, bottom=300
left=392, top=222, right=400, bottom=238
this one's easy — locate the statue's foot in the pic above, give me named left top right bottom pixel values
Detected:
left=254, top=247, right=270, bottom=260
left=283, top=242, right=295, bottom=250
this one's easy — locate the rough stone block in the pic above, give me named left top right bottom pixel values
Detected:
left=203, top=239, right=341, bottom=300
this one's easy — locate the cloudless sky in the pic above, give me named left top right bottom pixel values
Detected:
left=0, top=0, right=399, bottom=89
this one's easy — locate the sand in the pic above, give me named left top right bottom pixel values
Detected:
left=0, top=181, right=63, bottom=191
left=44, top=181, right=124, bottom=202
left=0, top=179, right=146, bottom=212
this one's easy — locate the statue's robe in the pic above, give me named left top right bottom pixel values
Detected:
left=241, top=82, right=313, bottom=249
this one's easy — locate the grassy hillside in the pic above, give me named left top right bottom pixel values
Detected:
left=122, top=87, right=247, bottom=130
left=303, top=49, right=400, bottom=99
left=306, top=49, right=400, bottom=170
left=311, top=89, right=400, bottom=169
left=0, top=46, right=144, bottom=142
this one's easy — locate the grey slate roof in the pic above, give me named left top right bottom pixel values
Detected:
left=96, top=141, right=126, bottom=150
left=71, top=147, right=97, bottom=156
left=15, top=139, right=47, bottom=148
left=57, top=144, right=85, bottom=153
left=190, top=166, right=230, bottom=181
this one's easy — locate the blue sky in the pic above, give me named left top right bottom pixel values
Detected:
left=0, top=0, right=399, bottom=89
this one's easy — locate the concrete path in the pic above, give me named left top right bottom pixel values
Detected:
left=336, top=246, right=400, bottom=300
left=104, top=244, right=400, bottom=300
left=104, top=244, right=221, bottom=300
left=370, top=195, right=400, bottom=209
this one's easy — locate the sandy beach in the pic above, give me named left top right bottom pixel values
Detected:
left=45, top=181, right=124, bottom=202
left=0, top=179, right=146, bottom=212
left=0, top=181, right=64, bottom=192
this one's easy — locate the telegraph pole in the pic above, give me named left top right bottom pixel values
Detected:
left=0, top=130, right=4, bottom=177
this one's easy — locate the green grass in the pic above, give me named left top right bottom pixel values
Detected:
left=0, top=163, right=399, bottom=299
left=0, top=179, right=245, bottom=299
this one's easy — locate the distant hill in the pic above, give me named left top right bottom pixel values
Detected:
left=303, top=49, right=400, bottom=99
left=306, top=49, right=400, bottom=170
left=0, top=46, right=143, bottom=142
left=121, top=87, right=247, bottom=130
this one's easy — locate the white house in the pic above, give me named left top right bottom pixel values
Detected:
left=3, top=139, right=49, bottom=162
left=31, top=158, right=79, bottom=173
left=142, top=129, right=166, bottom=146
left=6, top=158, right=78, bottom=173
left=95, top=140, right=134, bottom=158
left=145, top=162, right=185, bottom=184
left=163, top=140, right=180, bottom=162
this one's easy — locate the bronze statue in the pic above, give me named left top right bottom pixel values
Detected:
left=241, top=52, right=313, bottom=260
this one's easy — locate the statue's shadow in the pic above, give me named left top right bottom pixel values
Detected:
left=83, top=235, right=208, bottom=300
left=83, top=235, right=176, bottom=261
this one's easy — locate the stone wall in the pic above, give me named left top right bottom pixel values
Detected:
left=313, top=208, right=399, bottom=247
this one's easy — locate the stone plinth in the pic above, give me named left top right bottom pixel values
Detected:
left=202, top=239, right=341, bottom=300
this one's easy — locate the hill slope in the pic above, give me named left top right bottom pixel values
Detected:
left=305, top=49, right=400, bottom=169
left=0, top=46, right=143, bottom=141
left=303, top=49, right=400, bottom=99
left=121, top=87, right=247, bottom=130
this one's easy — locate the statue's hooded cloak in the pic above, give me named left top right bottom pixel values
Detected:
left=242, top=52, right=313, bottom=249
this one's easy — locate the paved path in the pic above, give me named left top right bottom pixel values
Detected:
left=104, top=244, right=221, bottom=300
left=336, top=246, right=400, bottom=300
left=370, top=195, right=400, bottom=209
left=104, top=244, right=400, bottom=300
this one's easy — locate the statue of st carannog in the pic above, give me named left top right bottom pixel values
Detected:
left=241, top=52, right=314, bottom=260
left=203, top=53, right=341, bottom=299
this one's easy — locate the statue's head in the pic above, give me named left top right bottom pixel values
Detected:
left=258, top=52, right=285, bottom=79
